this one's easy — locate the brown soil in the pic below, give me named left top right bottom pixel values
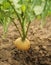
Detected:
left=0, top=16, right=51, bottom=65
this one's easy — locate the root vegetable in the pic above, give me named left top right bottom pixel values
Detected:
left=14, top=38, right=30, bottom=51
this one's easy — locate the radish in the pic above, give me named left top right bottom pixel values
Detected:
left=0, top=0, right=50, bottom=50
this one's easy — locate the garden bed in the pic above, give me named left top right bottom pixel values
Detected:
left=0, top=17, right=51, bottom=65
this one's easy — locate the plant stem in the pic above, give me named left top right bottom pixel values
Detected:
left=21, top=13, right=26, bottom=41
left=7, top=0, right=22, bottom=26
left=43, top=0, right=48, bottom=11
left=9, top=17, right=22, bottom=38
left=41, top=0, right=48, bottom=27
left=26, top=21, right=31, bottom=38
left=21, top=21, right=26, bottom=41
left=13, top=20, right=22, bottom=38
left=7, top=0, right=31, bottom=41
left=7, top=0, right=24, bottom=39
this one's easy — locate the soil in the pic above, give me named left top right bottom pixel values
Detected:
left=0, top=16, right=51, bottom=65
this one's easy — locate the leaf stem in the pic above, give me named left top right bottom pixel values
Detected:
left=26, top=21, right=31, bottom=38
left=21, top=20, right=26, bottom=41
left=7, top=0, right=24, bottom=39
left=7, top=0, right=22, bottom=26
left=10, top=17, right=22, bottom=38
left=21, top=13, right=26, bottom=41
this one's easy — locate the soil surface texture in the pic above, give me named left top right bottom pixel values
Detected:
left=0, top=16, right=51, bottom=65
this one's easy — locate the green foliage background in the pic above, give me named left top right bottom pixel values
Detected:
left=0, top=0, right=51, bottom=39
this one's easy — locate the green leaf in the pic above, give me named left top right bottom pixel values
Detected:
left=33, top=1, right=45, bottom=15
left=3, top=17, right=11, bottom=34
left=41, top=0, right=50, bottom=27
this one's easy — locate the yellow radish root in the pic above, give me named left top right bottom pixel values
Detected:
left=14, top=38, right=30, bottom=51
